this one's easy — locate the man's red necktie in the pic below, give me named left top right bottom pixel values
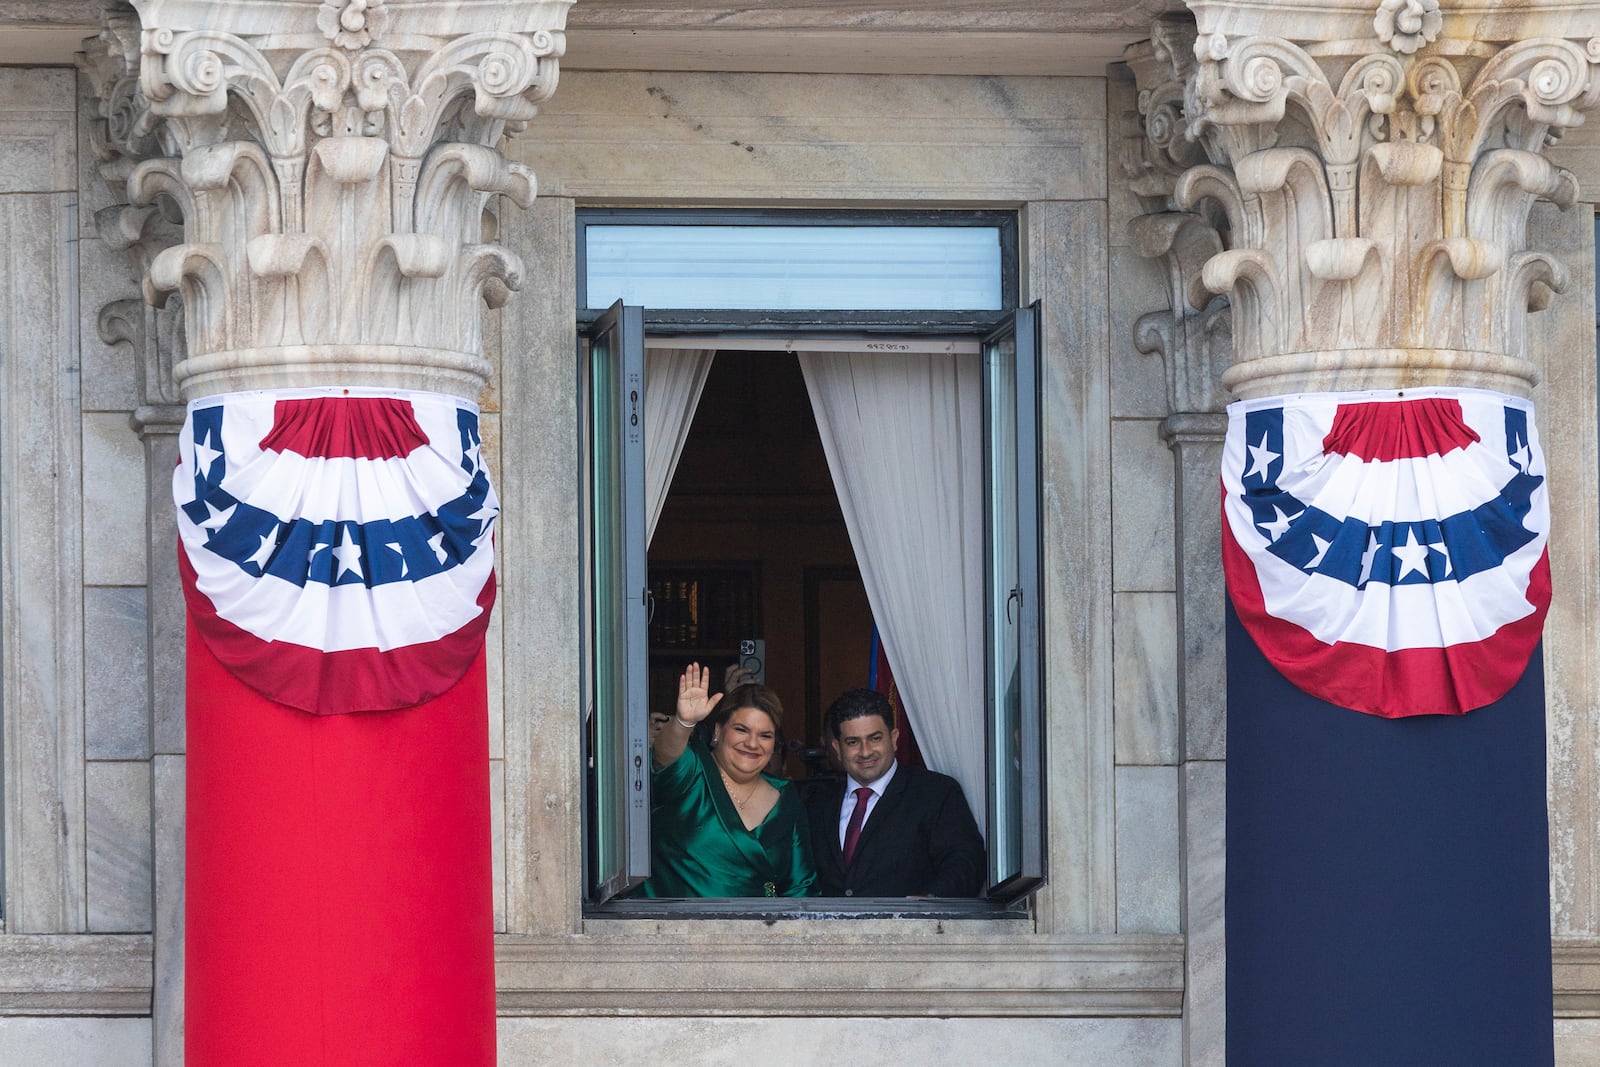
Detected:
left=842, top=786, right=874, bottom=866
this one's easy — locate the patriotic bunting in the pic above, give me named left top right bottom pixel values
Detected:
left=175, top=388, right=498, bottom=714
left=1222, top=388, right=1550, bottom=717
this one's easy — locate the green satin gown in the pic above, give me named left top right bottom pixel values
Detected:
left=636, top=740, right=817, bottom=898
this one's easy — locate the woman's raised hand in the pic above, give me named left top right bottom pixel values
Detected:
left=677, top=663, right=722, bottom=725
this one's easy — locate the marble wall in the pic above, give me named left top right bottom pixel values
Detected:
left=0, top=61, right=156, bottom=1042
left=0, top=1018, right=151, bottom=1067
left=518, top=70, right=1107, bottom=204
left=0, top=51, right=1596, bottom=1067
left=0, top=67, right=86, bottom=937
left=1525, top=197, right=1600, bottom=1019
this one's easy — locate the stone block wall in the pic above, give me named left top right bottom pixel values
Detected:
left=0, top=57, right=1596, bottom=1067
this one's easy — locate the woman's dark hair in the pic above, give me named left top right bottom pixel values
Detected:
left=711, top=682, right=785, bottom=733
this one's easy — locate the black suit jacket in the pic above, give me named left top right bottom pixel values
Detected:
left=804, top=765, right=985, bottom=897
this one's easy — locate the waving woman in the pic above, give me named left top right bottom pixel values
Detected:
left=636, top=664, right=817, bottom=898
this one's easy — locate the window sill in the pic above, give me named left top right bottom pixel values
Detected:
left=0, top=934, right=152, bottom=1015
left=584, top=896, right=1028, bottom=921
left=493, top=930, right=1185, bottom=1017
left=1556, top=937, right=1600, bottom=1017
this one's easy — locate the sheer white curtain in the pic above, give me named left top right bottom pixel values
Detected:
left=644, top=348, right=715, bottom=544
left=797, top=350, right=987, bottom=832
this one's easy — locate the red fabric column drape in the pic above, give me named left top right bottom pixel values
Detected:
left=185, top=621, right=495, bottom=1066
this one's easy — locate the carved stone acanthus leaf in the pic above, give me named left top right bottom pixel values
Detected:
left=85, top=0, right=573, bottom=401
left=1123, top=17, right=1211, bottom=208
left=1127, top=4, right=1600, bottom=400
left=1130, top=212, right=1233, bottom=416
left=1123, top=18, right=1234, bottom=417
left=98, top=294, right=187, bottom=411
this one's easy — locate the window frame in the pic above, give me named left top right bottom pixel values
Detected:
left=577, top=209, right=1043, bottom=917
left=981, top=304, right=1047, bottom=898
left=580, top=301, right=652, bottom=903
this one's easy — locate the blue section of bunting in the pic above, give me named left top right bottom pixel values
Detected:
left=458, top=406, right=484, bottom=477
left=180, top=407, right=496, bottom=591
left=190, top=404, right=227, bottom=498
left=1235, top=405, right=1542, bottom=590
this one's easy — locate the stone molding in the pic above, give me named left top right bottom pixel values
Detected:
left=1128, top=5, right=1600, bottom=399
left=0, top=935, right=152, bottom=1015
left=493, top=933, right=1186, bottom=1017
left=83, top=0, right=573, bottom=401
left=1555, top=937, right=1600, bottom=1017
left=1157, top=411, right=1228, bottom=447
left=128, top=405, right=187, bottom=439
left=0, top=931, right=1188, bottom=1019
left=7, top=931, right=1600, bottom=1021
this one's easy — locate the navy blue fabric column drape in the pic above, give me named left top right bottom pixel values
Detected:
left=1226, top=605, right=1554, bottom=1066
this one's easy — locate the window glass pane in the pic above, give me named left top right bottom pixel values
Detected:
left=585, top=225, right=1004, bottom=311
left=984, top=328, right=1024, bottom=885
left=585, top=304, right=651, bottom=903
left=982, top=305, right=1044, bottom=900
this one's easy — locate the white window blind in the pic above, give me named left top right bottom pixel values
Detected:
left=584, top=225, right=1004, bottom=312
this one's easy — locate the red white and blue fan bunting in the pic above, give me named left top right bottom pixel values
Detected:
left=175, top=388, right=498, bottom=714
left=1221, top=388, right=1550, bottom=718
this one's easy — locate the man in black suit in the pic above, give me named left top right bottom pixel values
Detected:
left=804, top=688, right=985, bottom=897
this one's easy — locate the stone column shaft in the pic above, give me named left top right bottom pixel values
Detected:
left=85, top=3, right=572, bottom=1063
left=1128, top=5, right=1600, bottom=1063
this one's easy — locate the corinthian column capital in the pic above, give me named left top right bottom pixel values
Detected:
left=1130, top=2, right=1600, bottom=399
left=85, top=0, right=573, bottom=400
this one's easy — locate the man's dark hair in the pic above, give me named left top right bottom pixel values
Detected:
left=824, top=688, right=894, bottom=740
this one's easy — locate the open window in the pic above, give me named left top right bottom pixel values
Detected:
left=578, top=211, right=1043, bottom=910
left=982, top=308, right=1045, bottom=898
left=582, top=301, right=650, bottom=903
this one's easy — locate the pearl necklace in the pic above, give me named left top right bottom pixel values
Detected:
left=719, top=768, right=759, bottom=811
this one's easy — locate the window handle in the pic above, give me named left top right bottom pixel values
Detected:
left=644, top=587, right=656, bottom=624
left=1006, top=587, right=1021, bottom=625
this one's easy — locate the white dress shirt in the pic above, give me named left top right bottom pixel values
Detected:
left=837, top=760, right=899, bottom=849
